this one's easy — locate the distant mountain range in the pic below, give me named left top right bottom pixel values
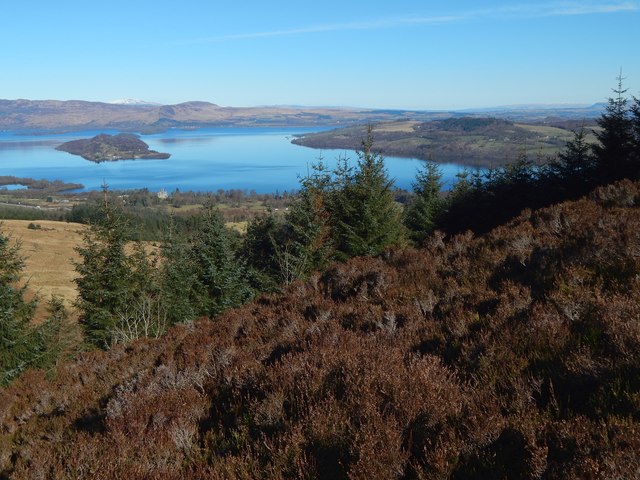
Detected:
left=0, top=99, right=606, bottom=133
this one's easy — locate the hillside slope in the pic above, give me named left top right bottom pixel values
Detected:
left=1, top=180, right=639, bottom=479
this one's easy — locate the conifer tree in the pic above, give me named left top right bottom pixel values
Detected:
left=160, top=217, right=200, bottom=324
left=30, top=296, right=79, bottom=374
left=278, top=158, right=334, bottom=281
left=1, top=227, right=81, bottom=384
left=631, top=95, right=640, bottom=167
left=0, top=231, right=36, bottom=385
left=404, top=161, right=444, bottom=245
left=331, top=126, right=404, bottom=259
left=190, top=204, right=254, bottom=318
left=557, top=127, right=595, bottom=176
left=242, top=213, right=284, bottom=288
left=593, top=73, right=635, bottom=181
left=74, top=187, right=134, bottom=347
left=550, top=126, right=597, bottom=194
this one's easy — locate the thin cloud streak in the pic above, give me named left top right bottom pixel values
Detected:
left=173, top=1, right=638, bottom=45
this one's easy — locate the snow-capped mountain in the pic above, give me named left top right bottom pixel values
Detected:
left=109, top=98, right=161, bottom=106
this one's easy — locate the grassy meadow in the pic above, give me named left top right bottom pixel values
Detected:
left=1, top=220, right=84, bottom=320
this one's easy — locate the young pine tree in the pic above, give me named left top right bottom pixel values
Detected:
left=0, top=231, right=37, bottom=385
left=404, top=161, right=444, bottom=245
left=1, top=230, right=82, bottom=385
left=631, top=95, right=640, bottom=168
left=549, top=126, right=597, bottom=195
left=30, top=296, right=80, bottom=375
left=74, top=188, right=136, bottom=347
left=593, top=73, right=636, bottom=181
left=331, top=126, right=404, bottom=260
left=242, top=212, right=285, bottom=289
left=278, top=158, right=334, bottom=281
left=189, top=204, right=254, bottom=318
left=160, top=217, right=201, bottom=324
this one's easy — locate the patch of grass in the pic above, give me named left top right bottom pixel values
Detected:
left=1, top=220, right=85, bottom=321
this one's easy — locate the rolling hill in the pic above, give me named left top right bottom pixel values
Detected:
left=293, top=117, right=600, bottom=166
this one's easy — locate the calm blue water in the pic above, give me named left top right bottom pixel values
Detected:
left=0, top=128, right=468, bottom=193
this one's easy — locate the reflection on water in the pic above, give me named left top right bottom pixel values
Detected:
left=0, top=127, right=469, bottom=193
left=156, top=136, right=219, bottom=145
left=0, top=140, right=61, bottom=150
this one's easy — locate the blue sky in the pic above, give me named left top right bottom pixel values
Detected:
left=2, top=0, right=639, bottom=109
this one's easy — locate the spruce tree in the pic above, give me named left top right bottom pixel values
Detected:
left=404, top=161, right=444, bottom=245
left=0, top=231, right=36, bottom=385
left=331, top=126, right=404, bottom=259
left=30, top=296, right=79, bottom=374
left=631, top=96, right=640, bottom=168
left=593, top=73, right=635, bottom=181
left=278, top=158, right=334, bottom=281
left=551, top=126, right=596, bottom=194
left=557, top=127, right=594, bottom=176
left=160, top=217, right=200, bottom=324
left=1, top=228, right=80, bottom=384
left=74, top=188, right=133, bottom=347
left=190, top=204, right=254, bottom=318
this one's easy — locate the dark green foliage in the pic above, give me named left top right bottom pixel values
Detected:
left=74, top=193, right=133, bottom=347
left=75, top=192, right=257, bottom=342
left=0, top=204, right=66, bottom=222
left=546, top=126, right=597, bottom=196
left=331, top=127, right=404, bottom=259
left=593, top=74, right=636, bottom=182
left=556, top=127, right=596, bottom=177
left=0, top=232, right=36, bottom=385
left=277, top=158, right=334, bottom=281
left=632, top=95, right=640, bottom=162
left=242, top=213, right=286, bottom=289
left=189, top=204, right=255, bottom=318
left=404, top=161, right=444, bottom=244
left=243, top=159, right=334, bottom=286
left=436, top=76, right=640, bottom=236
left=74, top=189, right=164, bottom=347
left=29, top=296, right=81, bottom=374
left=159, top=219, right=200, bottom=324
left=0, top=235, right=77, bottom=385
left=244, top=145, right=404, bottom=284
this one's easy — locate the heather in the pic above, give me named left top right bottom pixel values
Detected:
left=1, top=179, right=639, bottom=479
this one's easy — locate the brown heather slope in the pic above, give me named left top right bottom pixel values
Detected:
left=1, top=181, right=640, bottom=479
